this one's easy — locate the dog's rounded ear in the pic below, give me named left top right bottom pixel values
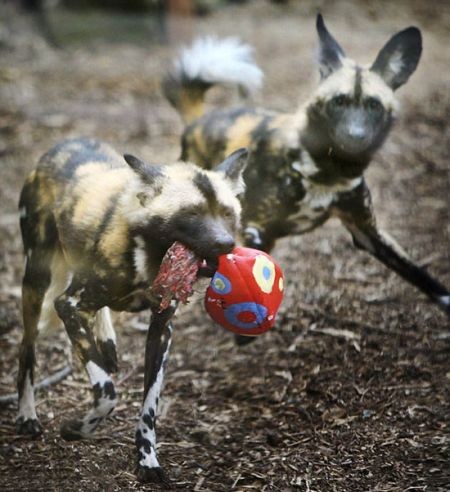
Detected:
left=316, top=14, right=346, bottom=79
left=124, top=154, right=163, bottom=184
left=216, top=148, right=248, bottom=195
left=370, top=27, right=422, bottom=90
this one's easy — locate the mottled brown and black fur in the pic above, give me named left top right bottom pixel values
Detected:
left=16, top=137, right=248, bottom=482
left=164, top=15, right=450, bottom=317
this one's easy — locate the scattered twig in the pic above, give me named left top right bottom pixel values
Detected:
left=231, top=473, right=242, bottom=488
left=309, top=326, right=360, bottom=341
left=116, top=360, right=144, bottom=386
left=0, top=365, right=71, bottom=405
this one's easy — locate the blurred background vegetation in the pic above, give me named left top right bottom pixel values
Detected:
left=14, top=0, right=289, bottom=47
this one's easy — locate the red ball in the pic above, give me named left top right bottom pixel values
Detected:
left=204, top=247, right=284, bottom=336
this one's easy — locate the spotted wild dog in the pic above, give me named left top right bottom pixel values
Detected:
left=163, top=15, right=450, bottom=328
left=16, top=137, right=247, bottom=483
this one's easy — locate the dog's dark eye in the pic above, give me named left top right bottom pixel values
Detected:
left=331, top=95, right=347, bottom=108
left=366, top=97, right=383, bottom=112
left=188, top=210, right=201, bottom=218
left=328, top=95, right=347, bottom=114
left=222, top=207, right=234, bottom=219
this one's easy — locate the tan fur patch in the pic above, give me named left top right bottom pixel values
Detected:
left=179, top=87, right=206, bottom=124
left=142, top=163, right=205, bottom=218
left=313, top=60, right=359, bottom=101
left=192, top=125, right=209, bottom=159
left=35, top=172, right=58, bottom=209
left=207, top=170, right=242, bottom=221
left=71, top=168, right=129, bottom=230
left=224, top=114, right=262, bottom=155
left=75, top=162, right=110, bottom=178
left=98, top=214, right=130, bottom=267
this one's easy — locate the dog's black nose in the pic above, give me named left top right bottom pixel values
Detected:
left=213, top=237, right=235, bottom=256
left=217, top=238, right=235, bottom=254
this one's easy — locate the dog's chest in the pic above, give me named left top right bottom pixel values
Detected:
left=287, top=155, right=362, bottom=233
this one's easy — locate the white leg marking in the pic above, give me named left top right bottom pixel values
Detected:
left=244, top=226, right=263, bottom=247
left=79, top=361, right=117, bottom=435
left=379, top=230, right=410, bottom=260
left=95, top=307, right=116, bottom=344
left=439, top=295, right=450, bottom=306
left=18, top=372, right=37, bottom=421
left=86, top=360, right=111, bottom=386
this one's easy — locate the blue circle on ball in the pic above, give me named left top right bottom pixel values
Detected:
left=262, top=265, right=272, bottom=280
left=224, top=302, right=268, bottom=330
left=211, top=272, right=232, bottom=295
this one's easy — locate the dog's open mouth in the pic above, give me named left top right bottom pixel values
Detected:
left=150, top=242, right=220, bottom=312
left=198, top=257, right=219, bottom=278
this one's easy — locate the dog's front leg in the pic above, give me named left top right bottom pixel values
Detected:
left=135, top=306, right=174, bottom=484
left=54, top=282, right=118, bottom=440
left=334, top=181, right=450, bottom=314
left=243, top=224, right=276, bottom=252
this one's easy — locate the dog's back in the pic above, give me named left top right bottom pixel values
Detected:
left=20, top=138, right=127, bottom=250
left=181, top=107, right=301, bottom=168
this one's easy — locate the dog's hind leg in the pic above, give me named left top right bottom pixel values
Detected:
left=95, top=307, right=118, bottom=374
left=16, top=189, right=59, bottom=436
left=16, top=249, right=53, bottom=436
left=54, top=280, right=117, bottom=440
left=135, top=307, right=174, bottom=484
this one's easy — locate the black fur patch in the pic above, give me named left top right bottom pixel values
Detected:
left=93, top=194, right=121, bottom=254
left=104, top=381, right=117, bottom=400
left=193, top=172, right=217, bottom=208
left=354, top=67, right=363, bottom=101
left=135, top=429, right=152, bottom=454
left=92, top=382, right=103, bottom=407
left=17, top=347, right=36, bottom=398
left=98, top=338, right=118, bottom=374
left=142, top=413, right=154, bottom=430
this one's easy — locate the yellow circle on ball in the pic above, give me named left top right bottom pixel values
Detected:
left=253, top=255, right=275, bottom=294
left=214, top=278, right=226, bottom=291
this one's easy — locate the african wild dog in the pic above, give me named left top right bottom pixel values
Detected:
left=16, top=137, right=247, bottom=483
left=163, top=15, right=450, bottom=329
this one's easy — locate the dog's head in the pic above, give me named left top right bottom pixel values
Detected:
left=305, top=14, right=421, bottom=160
left=124, top=148, right=247, bottom=266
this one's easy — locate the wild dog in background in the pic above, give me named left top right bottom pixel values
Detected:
left=163, top=15, right=450, bottom=326
left=17, top=137, right=247, bottom=482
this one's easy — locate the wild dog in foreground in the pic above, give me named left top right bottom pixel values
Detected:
left=164, top=15, right=450, bottom=326
left=17, top=137, right=247, bottom=482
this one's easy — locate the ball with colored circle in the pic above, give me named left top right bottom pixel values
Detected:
left=204, top=247, right=284, bottom=335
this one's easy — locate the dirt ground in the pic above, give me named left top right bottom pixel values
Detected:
left=0, top=1, right=449, bottom=491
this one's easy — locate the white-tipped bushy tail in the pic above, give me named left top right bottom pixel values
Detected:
left=163, top=37, right=263, bottom=124
left=177, top=37, right=263, bottom=94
